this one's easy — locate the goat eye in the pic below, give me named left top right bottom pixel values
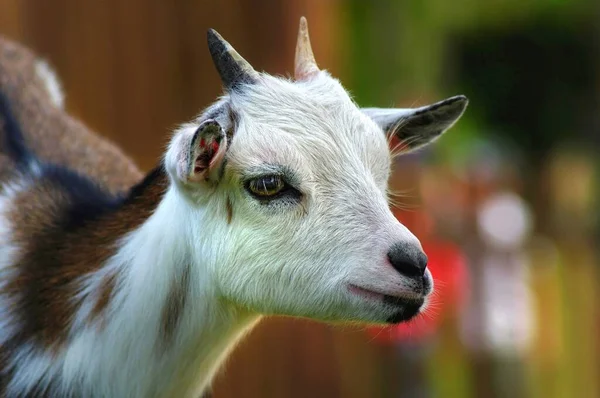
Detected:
left=247, top=175, right=285, bottom=197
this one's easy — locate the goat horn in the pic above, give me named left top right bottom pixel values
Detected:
left=207, top=29, right=259, bottom=90
left=294, top=17, right=320, bottom=80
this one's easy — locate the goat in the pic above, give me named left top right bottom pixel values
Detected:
left=0, top=17, right=468, bottom=398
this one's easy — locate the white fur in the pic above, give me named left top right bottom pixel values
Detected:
left=35, top=60, right=65, bottom=109
left=4, top=188, right=258, bottom=397
left=0, top=68, right=455, bottom=396
left=0, top=177, right=32, bottom=343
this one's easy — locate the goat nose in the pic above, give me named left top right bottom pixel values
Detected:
left=387, top=242, right=428, bottom=277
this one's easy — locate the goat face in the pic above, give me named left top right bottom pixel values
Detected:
left=165, top=20, right=467, bottom=325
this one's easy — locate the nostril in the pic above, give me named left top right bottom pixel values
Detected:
left=389, top=259, right=423, bottom=277
left=387, top=242, right=427, bottom=277
left=417, top=252, right=428, bottom=271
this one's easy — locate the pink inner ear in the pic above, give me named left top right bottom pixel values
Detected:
left=189, top=134, right=227, bottom=182
left=193, top=141, right=219, bottom=173
left=198, top=136, right=220, bottom=154
left=389, top=134, right=410, bottom=153
left=208, top=140, right=226, bottom=169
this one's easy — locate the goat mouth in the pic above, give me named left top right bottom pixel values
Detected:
left=348, top=284, right=385, bottom=301
left=349, top=283, right=424, bottom=304
left=348, top=284, right=425, bottom=301
left=385, top=298, right=424, bottom=323
left=347, top=284, right=425, bottom=324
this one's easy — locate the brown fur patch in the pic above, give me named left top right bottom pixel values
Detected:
left=226, top=197, right=233, bottom=224
left=89, top=271, right=118, bottom=326
left=0, top=153, right=14, bottom=184
left=0, top=35, right=165, bottom=394
left=160, top=262, right=191, bottom=347
left=3, top=166, right=168, bottom=350
left=0, top=36, right=143, bottom=194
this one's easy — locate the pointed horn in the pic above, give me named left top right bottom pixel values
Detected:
left=207, top=29, right=259, bottom=90
left=295, top=17, right=320, bottom=80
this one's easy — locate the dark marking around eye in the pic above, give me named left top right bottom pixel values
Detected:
left=226, top=197, right=233, bottom=224
left=243, top=177, right=302, bottom=205
left=247, top=175, right=285, bottom=197
left=218, top=158, right=228, bottom=181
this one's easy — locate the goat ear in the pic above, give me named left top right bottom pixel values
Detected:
left=362, top=95, right=468, bottom=152
left=168, top=119, right=228, bottom=185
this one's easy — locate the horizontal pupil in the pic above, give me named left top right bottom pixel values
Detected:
left=262, top=177, right=278, bottom=190
left=252, top=176, right=282, bottom=194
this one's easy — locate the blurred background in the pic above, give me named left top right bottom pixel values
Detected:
left=1, top=0, right=599, bottom=397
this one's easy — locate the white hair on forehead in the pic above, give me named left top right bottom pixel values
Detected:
left=226, top=73, right=385, bottom=156
left=232, top=74, right=354, bottom=128
left=220, top=72, right=391, bottom=188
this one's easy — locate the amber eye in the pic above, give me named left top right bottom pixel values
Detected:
left=247, top=175, right=285, bottom=197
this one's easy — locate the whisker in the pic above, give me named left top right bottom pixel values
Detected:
left=390, top=135, right=422, bottom=159
left=387, top=187, right=419, bottom=212
left=366, top=326, right=388, bottom=343
left=388, top=200, right=419, bottom=212
left=386, top=116, right=411, bottom=147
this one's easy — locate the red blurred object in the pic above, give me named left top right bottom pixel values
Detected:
left=367, top=229, right=470, bottom=343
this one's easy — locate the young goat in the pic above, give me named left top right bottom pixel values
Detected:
left=0, top=18, right=467, bottom=398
